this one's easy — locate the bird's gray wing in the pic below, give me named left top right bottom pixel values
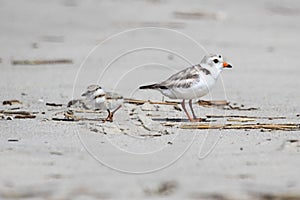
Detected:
left=82, top=85, right=101, bottom=96
left=159, top=65, right=202, bottom=89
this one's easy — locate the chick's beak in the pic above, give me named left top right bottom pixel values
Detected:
left=223, top=62, right=232, bottom=68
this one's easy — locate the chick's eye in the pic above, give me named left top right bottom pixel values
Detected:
left=213, top=59, right=219, bottom=63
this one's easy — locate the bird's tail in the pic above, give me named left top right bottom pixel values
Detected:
left=139, top=83, right=161, bottom=90
left=139, top=84, right=168, bottom=90
left=139, top=84, right=157, bottom=89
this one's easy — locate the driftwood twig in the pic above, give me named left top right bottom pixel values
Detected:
left=3, top=100, right=22, bottom=105
left=14, top=115, right=36, bottom=119
left=46, top=102, right=63, bottom=107
left=12, top=59, right=73, bottom=65
left=180, top=123, right=300, bottom=131
left=198, top=100, right=229, bottom=106
left=0, top=110, right=32, bottom=115
left=206, top=115, right=286, bottom=120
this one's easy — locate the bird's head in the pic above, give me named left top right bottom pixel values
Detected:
left=202, top=54, right=232, bottom=71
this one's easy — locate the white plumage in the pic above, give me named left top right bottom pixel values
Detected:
left=81, top=85, right=122, bottom=122
left=139, top=54, right=232, bottom=122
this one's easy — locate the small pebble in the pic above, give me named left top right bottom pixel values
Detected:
left=287, top=139, right=298, bottom=143
left=173, top=105, right=182, bottom=111
left=6, top=116, right=13, bottom=120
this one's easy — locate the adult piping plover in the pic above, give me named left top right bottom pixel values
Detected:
left=139, top=54, right=232, bottom=122
left=81, top=85, right=122, bottom=122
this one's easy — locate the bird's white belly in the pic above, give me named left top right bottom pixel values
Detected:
left=160, top=78, right=216, bottom=100
left=106, top=99, right=123, bottom=110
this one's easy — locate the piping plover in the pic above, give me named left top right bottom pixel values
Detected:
left=139, top=54, right=232, bottom=122
left=67, top=85, right=122, bottom=122
left=82, top=85, right=122, bottom=122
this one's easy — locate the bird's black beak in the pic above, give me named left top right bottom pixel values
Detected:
left=223, top=62, right=232, bottom=68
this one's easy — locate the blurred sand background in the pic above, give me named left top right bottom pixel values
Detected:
left=1, top=0, right=300, bottom=199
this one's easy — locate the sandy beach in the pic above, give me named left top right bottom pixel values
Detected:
left=1, top=0, right=300, bottom=199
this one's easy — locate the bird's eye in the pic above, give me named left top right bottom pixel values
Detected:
left=213, top=59, right=219, bottom=63
left=218, top=55, right=222, bottom=58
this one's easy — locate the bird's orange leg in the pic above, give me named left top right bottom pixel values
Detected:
left=181, top=100, right=194, bottom=122
left=103, top=109, right=113, bottom=123
left=103, top=105, right=122, bottom=123
left=188, top=99, right=197, bottom=119
left=188, top=99, right=203, bottom=122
